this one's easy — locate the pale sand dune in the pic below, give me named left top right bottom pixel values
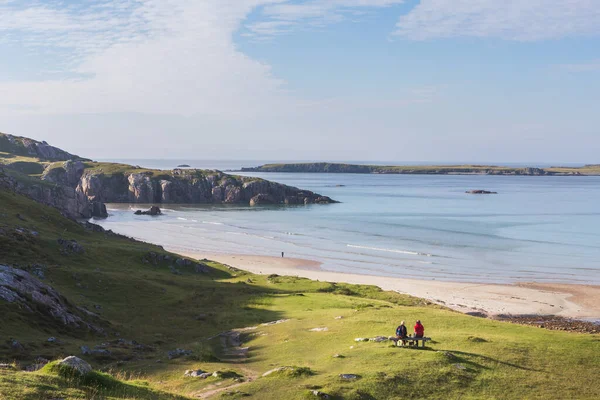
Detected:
left=168, top=248, right=600, bottom=319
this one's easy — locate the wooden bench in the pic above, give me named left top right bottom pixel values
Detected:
left=393, top=336, right=431, bottom=348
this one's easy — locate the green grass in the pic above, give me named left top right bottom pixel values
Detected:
left=1, top=188, right=599, bottom=399
left=0, top=361, right=186, bottom=399
left=0, top=152, right=48, bottom=176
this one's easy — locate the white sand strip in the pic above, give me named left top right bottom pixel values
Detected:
left=170, top=249, right=600, bottom=319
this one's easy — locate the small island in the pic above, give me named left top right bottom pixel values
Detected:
left=177, top=164, right=191, bottom=168
left=241, top=162, right=600, bottom=176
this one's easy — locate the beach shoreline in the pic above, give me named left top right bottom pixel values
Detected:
left=165, top=247, right=600, bottom=319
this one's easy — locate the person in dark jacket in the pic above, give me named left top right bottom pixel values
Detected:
left=395, top=321, right=408, bottom=346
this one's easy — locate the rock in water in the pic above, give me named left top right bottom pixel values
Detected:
left=465, top=190, right=498, bottom=194
left=134, top=206, right=162, bottom=216
left=91, top=201, right=108, bottom=218
left=58, top=356, right=92, bottom=375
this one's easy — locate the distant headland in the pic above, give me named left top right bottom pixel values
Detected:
left=241, top=162, right=600, bottom=176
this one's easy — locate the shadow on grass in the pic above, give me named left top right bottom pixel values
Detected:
left=434, top=349, right=540, bottom=372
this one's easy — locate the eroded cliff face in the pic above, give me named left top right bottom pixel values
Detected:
left=75, top=170, right=335, bottom=205
left=1, top=166, right=104, bottom=220
left=41, top=163, right=336, bottom=207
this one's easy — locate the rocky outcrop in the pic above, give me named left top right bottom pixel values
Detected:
left=0, top=265, right=102, bottom=332
left=0, top=166, right=106, bottom=219
left=42, top=160, right=86, bottom=187
left=57, top=238, right=85, bottom=255
left=2, top=133, right=336, bottom=210
left=0, top=133, right=86, bottom=161
left=67, top=168, right=337, bottom=206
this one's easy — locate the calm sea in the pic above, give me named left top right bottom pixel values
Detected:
left=94, top=159, right=600, bottom=285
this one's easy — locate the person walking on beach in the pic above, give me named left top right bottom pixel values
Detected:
left=281, top=251, right=284, bottom=258
left=395, top=321, right=408, bottom=346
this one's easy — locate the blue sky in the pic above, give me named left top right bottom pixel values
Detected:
left=1, top=0, right=599, bottom=163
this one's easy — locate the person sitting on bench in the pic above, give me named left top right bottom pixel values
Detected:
left=395, top=321, right=408, bottom=346
left=412, top=320, right=425, bottom=345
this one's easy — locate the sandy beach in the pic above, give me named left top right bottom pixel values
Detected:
left=166, top=247, right=600, bottom=319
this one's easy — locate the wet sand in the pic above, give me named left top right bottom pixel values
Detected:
left=169, top=248, right=600, bottom=319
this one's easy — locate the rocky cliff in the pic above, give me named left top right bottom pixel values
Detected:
left=42, top=162, right=336, bottom=206
left=1, top=133, right=337, bottom=218
left=0, top=166, right=105, bottom=220
left=0, top=133, right=86, bottom=162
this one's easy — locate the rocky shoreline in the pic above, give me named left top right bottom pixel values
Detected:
left=492, top=315, right=599, bottom=334
left=0, top=133, right=337, bottom=221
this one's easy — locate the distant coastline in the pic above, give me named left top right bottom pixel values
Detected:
left=241, top=162, right=600, bottom=176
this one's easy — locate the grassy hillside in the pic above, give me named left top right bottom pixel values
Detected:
left=242, top=162, right=600, bottom=176
left=1, top=188, right=599, bottom=399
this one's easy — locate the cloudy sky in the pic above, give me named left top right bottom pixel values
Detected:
left=1, top=0, right=599, bottom=162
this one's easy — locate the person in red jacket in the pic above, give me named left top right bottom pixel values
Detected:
left=414, top=320, right=425, bottom=339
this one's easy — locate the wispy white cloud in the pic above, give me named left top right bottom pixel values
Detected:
left=0, top=1, right=293, bottom=116
left=393, top=0, right=600, bottom=41
left=0, top=0, right=437, bottom=118
left=245, top=0, right=405, bottom=38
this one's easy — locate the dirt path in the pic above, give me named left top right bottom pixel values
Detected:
left=192, top=326, right=268, bottom=399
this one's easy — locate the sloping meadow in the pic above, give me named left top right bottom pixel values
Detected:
left=0, top=188, right=599, bottom=399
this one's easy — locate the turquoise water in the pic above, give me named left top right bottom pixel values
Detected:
left=94, top=160, right=600, bottom=284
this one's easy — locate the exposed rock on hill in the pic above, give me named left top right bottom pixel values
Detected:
left=0, top=133, right=86, bottom=161
left=57, top=356, right=92, bottom=375
left=42, top=160, right=86, bottom=187
left=0, top=265, right=102, bottom=332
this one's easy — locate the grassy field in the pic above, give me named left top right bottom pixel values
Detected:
left=1, top=188, right=599, bottom=399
